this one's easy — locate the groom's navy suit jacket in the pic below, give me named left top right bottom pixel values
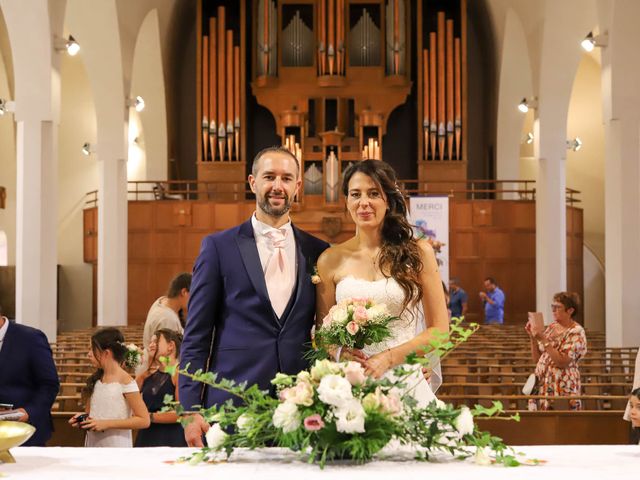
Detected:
left=179, top=219, right=329, bottom=410
left=0, top=321, right=60, bottom=446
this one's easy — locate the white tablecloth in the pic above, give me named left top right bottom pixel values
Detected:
left=1, top=445, right=638, bottom=479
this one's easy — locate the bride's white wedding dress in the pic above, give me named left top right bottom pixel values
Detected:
left=335, top=276, right=442, bottom=407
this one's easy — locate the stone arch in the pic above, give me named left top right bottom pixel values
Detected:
left=130, top=8, right=168, bottom=182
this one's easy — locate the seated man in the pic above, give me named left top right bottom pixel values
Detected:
left=0, top=305, right=60, bottom=446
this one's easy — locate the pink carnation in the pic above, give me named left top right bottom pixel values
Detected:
left=303, top=414, right=325, bottom=431
left=346, top=321, right=359, bottom=336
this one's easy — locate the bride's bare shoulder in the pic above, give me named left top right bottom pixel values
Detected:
left=317, top=239, right=357, bottom=269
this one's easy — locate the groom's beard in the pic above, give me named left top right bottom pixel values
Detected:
left=258, top=192, right=292, bottom=217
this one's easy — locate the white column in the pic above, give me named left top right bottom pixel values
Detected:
left=601, top=0, right=640, bottom=347
left=15, top=120, right=58, bottom=340
left=604, top=119, right=640, bottom=347
left=97, top=156, right=128, bottom=326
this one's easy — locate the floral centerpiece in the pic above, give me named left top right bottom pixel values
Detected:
left=311, top=297, right=396, bottom=361
left=165, top=321, right=526, bottom=468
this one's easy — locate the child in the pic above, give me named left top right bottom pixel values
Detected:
left=134, top=328, right=186, bottom=447
left=629, top=388, right=640, bottom=444
left=69, top=327, right=150, bottom=447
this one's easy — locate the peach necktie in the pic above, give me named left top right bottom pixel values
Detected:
left=264, top=228, right=291, bottom=318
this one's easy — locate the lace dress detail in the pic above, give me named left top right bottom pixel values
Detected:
left=85, top=380, right=139, bottom=447
left=335, top=276, right=439, bottom=406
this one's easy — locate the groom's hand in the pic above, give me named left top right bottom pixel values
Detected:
left=184, top=413, right=209, bottom=447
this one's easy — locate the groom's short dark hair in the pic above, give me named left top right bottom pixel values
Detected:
left=251, top=146, right=300, bottom=177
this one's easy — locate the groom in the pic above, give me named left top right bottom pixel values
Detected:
left=179, top=146, right=329, bottom=446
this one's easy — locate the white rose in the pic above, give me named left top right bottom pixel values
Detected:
left=205, top=423, right=227, bottom=449
left=454, top=406, right=474, bottom=436
left=272, top=401, right=301, bottom=433
left=335, top=399, right=366, bottom=434
left=283, top=381, right=314, bottom=406
left=236, top=413, right=252, bottom=431
left=434, top=399, right=447, bottom=410
left=310, top=359, right=341, bottom=381
left=474, top=446, right=492, bottom=466
left=297, top=370, right=312, bottom=384
left=331, top=306, right=349, bottom=324
left=317, top=374, right=354, bottom=407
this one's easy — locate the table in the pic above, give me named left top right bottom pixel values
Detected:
left=1, top=445, right=638, bottom=479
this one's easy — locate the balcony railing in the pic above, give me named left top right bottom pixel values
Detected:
left=84, top=179, right=581, bottom=208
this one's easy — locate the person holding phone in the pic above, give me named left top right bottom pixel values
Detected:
left=0, top=305, right=59, bottom=446
left=524, top=292, right=587, bottom=410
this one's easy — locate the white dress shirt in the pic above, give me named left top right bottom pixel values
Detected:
left=251, top=214, right=298, bottom=307
left=0, top=316, right=9, bottom=353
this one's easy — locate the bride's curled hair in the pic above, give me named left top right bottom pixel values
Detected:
left=342, top=160, right=423, bottom=312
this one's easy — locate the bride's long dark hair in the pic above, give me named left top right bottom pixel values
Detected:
left=342, top=160, right=423, bottom=312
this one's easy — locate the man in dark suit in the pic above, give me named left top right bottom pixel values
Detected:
left=179, top=146, right=329, bottom=446
left=0, top=305, right=60, bottom=446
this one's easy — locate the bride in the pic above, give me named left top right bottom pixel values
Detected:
left=315, top=160, right=450, bottom=405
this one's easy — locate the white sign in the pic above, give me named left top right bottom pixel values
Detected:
left=409, top=196, right=449, bottom=285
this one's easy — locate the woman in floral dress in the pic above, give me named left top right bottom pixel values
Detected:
left=525, top=292, right=587, bottom=410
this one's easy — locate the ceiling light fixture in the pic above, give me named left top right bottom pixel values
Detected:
left=518, top=97, right=538, bottom=114
left=126, top=96, right=145, bottom=112
left=566, top=137, right=583, bottom=152
left=581, top=31, right=608, bottom=52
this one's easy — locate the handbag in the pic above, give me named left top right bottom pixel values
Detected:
left=522, top=373, right=537, bottom=395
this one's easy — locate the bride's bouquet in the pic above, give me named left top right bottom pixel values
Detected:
left=166, top=356, right=523, bottom=468
left=311, top=298, right=396, bottom=361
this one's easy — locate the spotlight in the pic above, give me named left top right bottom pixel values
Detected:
left=566, top=137, right=583, bottom=152
left=581, top=31, right=608, bottom=52
left=54, top=35, right=80, bottom=56
left=0, top=98, right=15, bottom=116
left=127, top=96, right=145, bottom=112
left=518, top=97, right=537, bottom=114
left=525, top=132, right=534, bottom=145
left=81, top=142, right=95, bottom=156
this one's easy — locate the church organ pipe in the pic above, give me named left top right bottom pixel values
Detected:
left=446, top=19, right=454, bottom=161
left=202, top=35, right=209, bottom=161
left=429, top=32, right=437, bottom=161
left=437, top=12, right=445, bottom=161
left=217, top=6, right=227, bottom=161
left=199, top=7, right=243, bottom=162
left=226, top=29, right=234, bottom=160
left=209, top=18, right=217, bottom=160
left=319, top=0, right=326, bottom=75
left=328, top=0, right=335, bottom=75
left=234, top=46, right=241, bottom=160
left=422, top=48, right=429, bottom=160
left=336, top=0, right=344, bottom=75
left=393, top=0, right=400, bottom=75
left=454, top=37, right=462, bottom=160
left=263, top=0, right=269, bottom=75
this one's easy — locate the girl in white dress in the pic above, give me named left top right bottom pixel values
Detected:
left=316, top=160, right=449, bottom=404
left=69, top=328, right=150, bottom=447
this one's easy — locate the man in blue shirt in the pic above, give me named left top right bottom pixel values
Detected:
left=448, top=277, right=468, bottom=319
left=479, top=277, right=505, bottom=324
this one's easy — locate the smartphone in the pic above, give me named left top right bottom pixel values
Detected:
left=75, top=413, right=89, bottom=423
left=527, top=312, right=544, bottom=333
left=0, top=403, right=14, bottom=410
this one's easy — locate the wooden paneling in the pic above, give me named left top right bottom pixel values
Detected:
left=83, top=208, right=97, bottom=263
left=84, top=200, right=583, bottom=325
left=449, top=201, right=583, bottom=325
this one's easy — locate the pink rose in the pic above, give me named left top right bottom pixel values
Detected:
left=380, top=389, right=403, bottom=416
left=303, top=414, right=325, bottom=431
left=342, top=361, right=366, bottom=386
left=346, top=321, right=359, bottom=336
left=279, top=387, right=293, bottom=402
left=353, top=306, right=369, bottom=324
